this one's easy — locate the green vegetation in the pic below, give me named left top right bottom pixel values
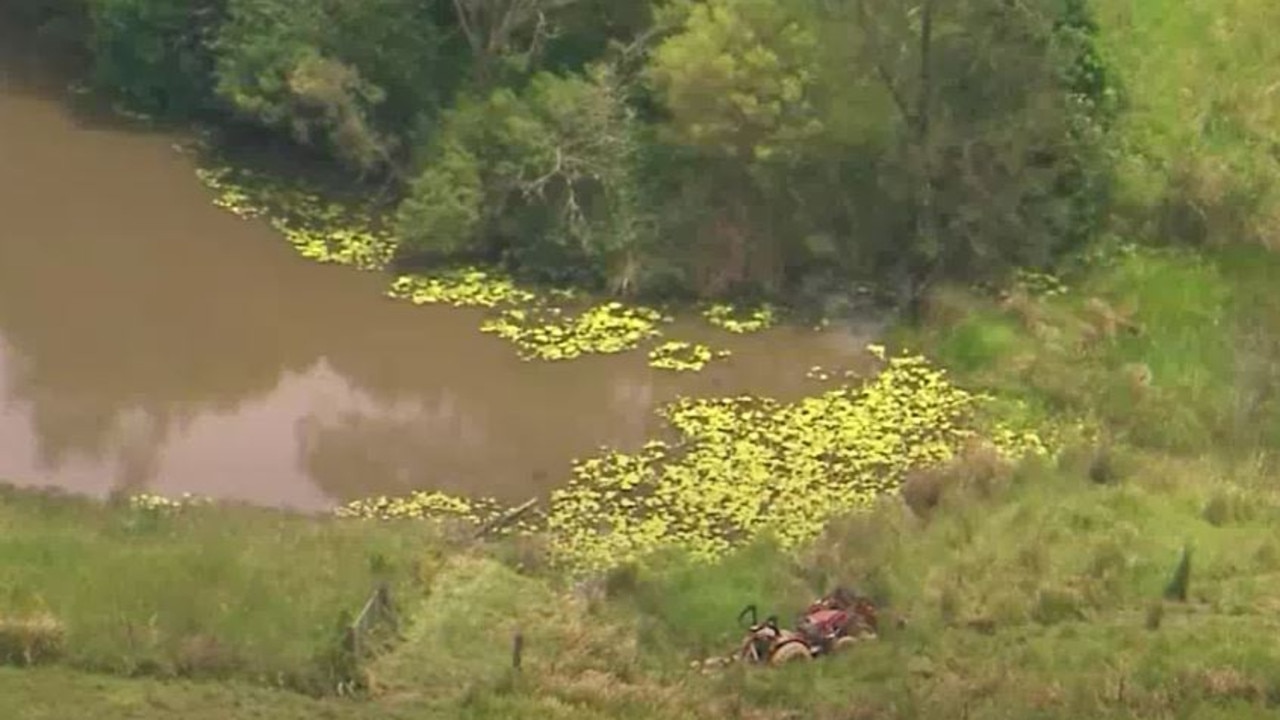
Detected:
left=544, top=349, right=1048, bottom=572
left=11, top=245, right=1280, bottom=718
left=8, top=0, right=1280, bottom=717
left=10, top=448, right=1280, bottom=718
left=647, top=340, right=726, bottom=372
left=7, top=0, right=1119, bottom=301
left=0, top=486, right=447, bottom=694
left=901, top=244, right=1280, bottom=455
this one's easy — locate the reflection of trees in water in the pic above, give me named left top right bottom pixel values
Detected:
left=0, top=132, right=327, bottom=491
left=298, top=352, right=666, bottom=504
left=295, top=391, right=485, bottom=502
left=0, top=42, right=729, bottom=503
left=0, top=62, right=790, bottom=503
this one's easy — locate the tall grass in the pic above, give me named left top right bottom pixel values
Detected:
left=1097, top=0, right=1280, bottom=247
left=899, top=245, right=1280, bottom=455
left=0, top=486, right=443, bottom=692
left=595, top=452, right=1280, bottom=719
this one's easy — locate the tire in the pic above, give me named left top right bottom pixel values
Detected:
left=769, top=641, right=812, bottom=665
left=832, top=636, right=861, bottom=652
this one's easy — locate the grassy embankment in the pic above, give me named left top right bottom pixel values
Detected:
left=9, top=1, right=1280, bottom=716
left=9, top=245, right=1280, bottom=719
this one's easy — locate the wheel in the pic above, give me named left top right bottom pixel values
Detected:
left=832, top=636, right=861, bottom=652
left=769, top=640, right=813, bottom=665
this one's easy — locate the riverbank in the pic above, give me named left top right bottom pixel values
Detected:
left=1, top=34, right=894, bottom=512
left=9, top=242, right=1280, bottom=717
left=7, top=449, right=1280, bottom=719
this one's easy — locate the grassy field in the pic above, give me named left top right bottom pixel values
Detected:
left=1096, top=0, right=1280, bottom=248
left=8, top=452, right=1280, bottom=719
left=0, top=487, right=455, bottom=694
left=9, top=239, right=1280, bottom=719
left=10, top=245, right=1280, bottom=718
left=8, top=1, right=1280, bottom=717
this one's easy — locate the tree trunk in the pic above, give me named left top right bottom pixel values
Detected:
left=906, top=0, right=938, bottom=321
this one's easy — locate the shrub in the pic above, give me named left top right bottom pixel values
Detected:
left=0, top=614, right=66, bottom=666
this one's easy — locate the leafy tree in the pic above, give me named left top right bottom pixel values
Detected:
left=395, top=140, right=486, bottom=258
left=86, top=0, right=225, bottom=116
left=644, top=0, right=827, bottom=295
left=449, top=0, right=584, bottom=86
left=828, top=0, right=1112, bottom=307
left=396, top=64, right=650, bottom=289
left=213, top=0, right=451, bottom=175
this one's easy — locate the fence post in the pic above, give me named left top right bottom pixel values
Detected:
left=512, top=631, right=524, bottom=671
left=378, top=582, right=397, bottom=631
left=345, top=624, right=361, bottom=661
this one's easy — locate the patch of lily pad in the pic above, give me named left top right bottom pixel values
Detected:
left=648, top=341, right=730, bottom=372
left=334, top=491, right=543, bottom=536
left=804, top=365, right=860, bottom=382
left=703, top=303, right=777, bottom=334
left=330, top=346, right=1053, bottom=574
left=387, top=269, right=538, bottom=308
left=195, top=165, right=396, bottom=270
left=480, top=302, right=669, bottom=361
left=336, top=490, right=495, bottom=522
left=543, top=346, right=1050, bottom=572
left=128, top=493, right=211, bottom=515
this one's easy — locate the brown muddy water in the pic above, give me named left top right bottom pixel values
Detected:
left=0, top=31, right=885, bottom=511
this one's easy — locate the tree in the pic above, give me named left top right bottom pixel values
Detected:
left=86, top=0, right=226, bottom=116
left=396, top=64, right=650, bottom=290
left=645, top=0, right=826, bottom=295
left=213, top=0, right=451, bottom=175
left=449, top=0, right=583, bottom=85
left=826, top=0, right=1112, bottom=309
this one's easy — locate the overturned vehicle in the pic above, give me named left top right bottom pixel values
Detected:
left=735, top=587, right=880, bottom=666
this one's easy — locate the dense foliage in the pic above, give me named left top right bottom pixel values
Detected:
left=5, top=0, right=1131, bottom=302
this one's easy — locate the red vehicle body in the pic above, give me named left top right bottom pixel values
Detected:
left=736, top=588, right=879, bottom=665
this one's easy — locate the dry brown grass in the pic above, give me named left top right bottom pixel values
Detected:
left=0, top=613, right=65, bottom=666
left=900, top=439, right=1014, bottom=521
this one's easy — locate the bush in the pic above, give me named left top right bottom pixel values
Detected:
left=87, top=0, right=223, bottom=116
left=397, top=67, right=651, bottom=288
left=0, top=614, right=66, bottom=666
left=394, top=141, right=484, bottom=257
left=900, top=440, right=1015, bottom=520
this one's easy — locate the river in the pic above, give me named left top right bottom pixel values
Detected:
left=0, top=28, right=884, bottom=511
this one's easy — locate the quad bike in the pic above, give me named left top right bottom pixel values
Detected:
left=735, top=588, right=879, bottom=666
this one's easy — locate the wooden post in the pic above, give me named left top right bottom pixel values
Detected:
left=474, top=498, right=539, bottom=540
left=346, top=625, right=361, bottom=660
left=512, top=632, right=524, bottom=671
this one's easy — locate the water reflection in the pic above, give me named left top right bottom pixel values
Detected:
left=0, top=26, right=880, bottom=510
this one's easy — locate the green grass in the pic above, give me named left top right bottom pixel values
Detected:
left=1097, top=0, right=1280, bottom=245
left=10, top=246, right=1280, bottom=718
left=11, top=452, right=1280, bottom=718
left=897, top=244, right=1280, bottom=454
left=0, top=487, right=450, bottom=693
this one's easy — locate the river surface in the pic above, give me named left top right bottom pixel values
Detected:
left=0, top=28, right=883, bottom=511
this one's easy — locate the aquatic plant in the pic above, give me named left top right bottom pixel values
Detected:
left=333, top=491, right=543, bottom=536
left=195, top=165, right=396, bottom=270
left=328, top=347, right=1051, bottom=573
left=128, top=493, right=211, bottom=514
left=703, top=303, right=777, bottom=334
left=386, top=269, right=537, bottom=308
left=480, top=301, right=667, bottom=361
left=804, top=365, right=861, bottom=382
left=648, top=341, right=729, bottom=372
left=545, top=348, right=1049, bottom=572
left=336, top=491, right=494, bottom=522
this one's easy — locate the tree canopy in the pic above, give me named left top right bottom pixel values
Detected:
left=10, top=0, right=1134, bottom=302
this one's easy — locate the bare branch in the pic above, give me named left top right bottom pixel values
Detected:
left=853, top=0, right=914, bottom=125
